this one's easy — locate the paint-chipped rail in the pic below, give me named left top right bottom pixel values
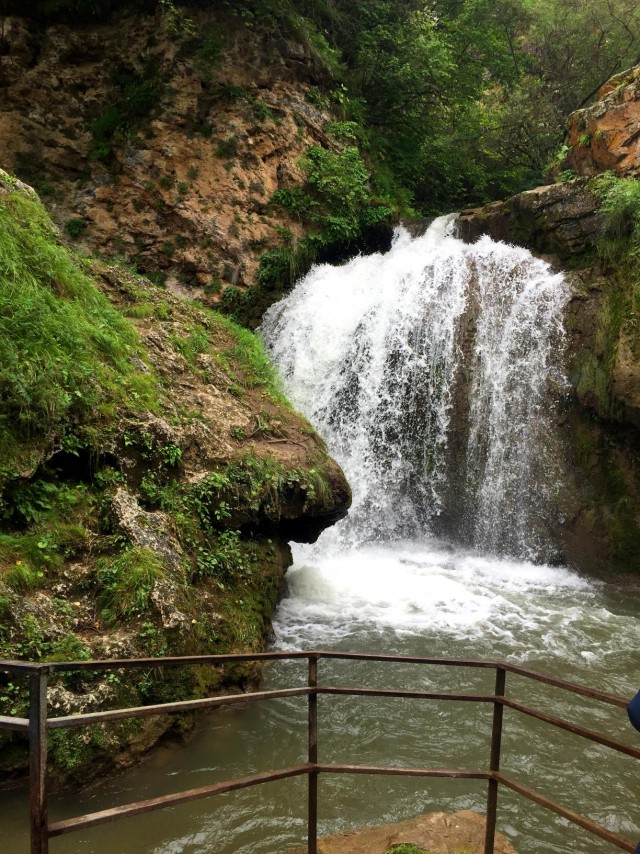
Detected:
left=0, top=652, right=636, bottom=854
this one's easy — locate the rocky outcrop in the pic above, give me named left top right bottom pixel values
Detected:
left=563, top=65, right=640, bottom=178
left=458, top=179, right=602, bottom=261
left=289, top=810, right=518, bottom=854
left=458, top=92, right=640, bottom=575
left=0, top=172, right=350, bottom=783
left=0, top=9, right=339, bottom=313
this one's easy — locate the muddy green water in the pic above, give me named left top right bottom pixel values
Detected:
left=2, top=541, right=640, bottom=854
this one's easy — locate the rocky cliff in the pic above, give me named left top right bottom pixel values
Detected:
left=0, top=6, right=387, bottom=327
left=564, top=66, right=640, bottom=179
left=459, top=68, right=640, bottom=576
left=0, top=4, right=363, bottom=784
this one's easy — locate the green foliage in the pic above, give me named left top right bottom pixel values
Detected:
left=0, top=479, right=95, bottom=598
left=232, top=0, right=640, bottom=211
left=215, top=137, right=239, bottom=159
left=64, top=218, right=86, bottom=239
left=159, top=444, right=183, bottom=467
left=384, top=846, right=429, bottom=854
left=90, top=65, right=165, bottom=161
left=46, top=634, right=92, bottom=664
left=271, top=188, right=311, bottom=219
left=302, top=144, right=391, bottom=240
left=0, top=190, right=159, bottom=475
left=212, top=313, right=288, bottom=402
left=3, top=561, right=46, bottom=592
left=170, top=326, right=210, bottom=363
left=593, top=174, right=640, bottom=262
left=96, top=546, right=167, bottom=624
left=191, top=23, right=223, bottom=80
left=208, top=454, right=331, bottom=521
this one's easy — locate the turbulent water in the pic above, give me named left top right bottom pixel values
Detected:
left=261, top=218, right=568, bottom=559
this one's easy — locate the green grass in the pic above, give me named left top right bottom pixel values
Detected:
left=0, top=480, right=95, bottom=590
left=593, top=173, right=640, bottom=263
left=212, top=313, right=288, bottom=403
left=96, top=546, right=168, bottom=624
left=384, top=846, right=428, bottom=854
left=0, top=189, right=160, bottom=476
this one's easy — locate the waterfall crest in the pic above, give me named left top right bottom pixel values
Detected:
left=260, top=218, right=569, bottom=561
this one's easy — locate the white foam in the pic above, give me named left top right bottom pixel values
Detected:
left=271, top=541, right=628, bottom=667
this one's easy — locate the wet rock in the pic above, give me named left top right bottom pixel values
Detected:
left=458, top=180, right=602, bottom=261
left=288, top=810, right=518, bottom=854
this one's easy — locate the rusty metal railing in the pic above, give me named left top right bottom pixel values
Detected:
left=0, top=651, right=638, bottom=854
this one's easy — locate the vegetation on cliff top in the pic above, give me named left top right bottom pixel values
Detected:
left=10, top=0, right=640, bottom=215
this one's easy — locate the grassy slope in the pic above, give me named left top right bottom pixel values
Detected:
left=0, top=172, right=348, bottom=783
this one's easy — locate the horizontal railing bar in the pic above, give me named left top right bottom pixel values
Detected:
left=494, top=772, right=636, bottom=853
left=48, top=686, right=312, bottom=729
left=313, top=651, right=498, bottom=669
left=46, top=687, right=499, bottom=732
left=9, top=651, right=627, bottom=707
left=44, top=651, right=499, bottom=673
left=502, top=663, right=628, bottom=709
left=0, top=660, right=45, bottom=674
left=48, top=764, right=312, bottom=838
left=318, top=687, right=496, bottom=703
left=0, top=715, right=29, bottom=732
left=45, top=651, right=314, bottom=672
left=503, top=698, right=640, bottom=760
left=317, top=763, right=490, bottom=780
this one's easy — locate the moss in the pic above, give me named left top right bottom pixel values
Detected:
left=566, top=417, right=640, bottom=573
left=0, top=189, right=160, bottom=482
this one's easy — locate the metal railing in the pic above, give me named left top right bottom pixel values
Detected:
left=0, top=651, right=638, bottom=854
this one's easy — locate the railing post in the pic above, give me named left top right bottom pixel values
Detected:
left=308, top=655, right=318, bottom=854
left=29, top=667, right=49, bottom=854
left=484, top=666, right=505, bottom=854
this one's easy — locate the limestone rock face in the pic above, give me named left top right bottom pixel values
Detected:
left=564, top=65, right=640, bottom=178
left=0, top=10, right=337, bottom=313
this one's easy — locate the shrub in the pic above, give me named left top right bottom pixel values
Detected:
left=64, top=218, right=86, bottom=239
left=593, top=173, right=640, bottom=260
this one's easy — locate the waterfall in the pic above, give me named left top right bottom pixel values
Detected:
left=260, top=218, right=569, bottom=561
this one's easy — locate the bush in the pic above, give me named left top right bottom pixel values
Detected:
left=90, top=65, right=165, bottom=161
left=64, top=218, right=86, bottom=239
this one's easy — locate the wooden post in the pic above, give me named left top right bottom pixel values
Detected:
left=29, top=667, right=48, bottom=854
left=308, top=655, right=318, bottom=854
left=484, top=667, right=506, bottom=854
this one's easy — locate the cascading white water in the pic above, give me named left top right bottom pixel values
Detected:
left=260, top=218, right=569, bottom=560
left=251, top=218, right=640, bottom=854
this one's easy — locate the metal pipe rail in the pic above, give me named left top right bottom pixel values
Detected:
left=0, top=652, right=636, bottom=854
